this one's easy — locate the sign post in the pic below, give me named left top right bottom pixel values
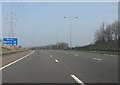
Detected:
left=3, top=38, right=18, bottom=50
left=3, top=38, right=18, bottom=46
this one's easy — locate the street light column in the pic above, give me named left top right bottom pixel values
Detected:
left=53, top=29, right=62, bottom=49
left=70, top=17, right=72, bottom=48
left=64, top=16, right=79, bottom=49
left=56, top=30, right=58, bottom=49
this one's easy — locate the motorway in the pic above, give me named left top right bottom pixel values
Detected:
left=2, top=50, right=118, bottom=84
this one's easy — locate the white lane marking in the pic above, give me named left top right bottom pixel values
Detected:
left=55, top=59, right=59, bottom=63
left=93, top=58, right=102, bottom=61
left=50, top=55, right=52, bottom=57
left=0, top=50, right=35, bottom=70
left=74, top=54, right=79, bottom=56
left=71, top=75, right=85, bottom=85
left=66, top=52, right=68, bottom=54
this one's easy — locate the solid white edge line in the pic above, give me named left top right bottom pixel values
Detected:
left=71, top=75, right=85, bottom=85
left=55, top=59, right=59, bottom=62
left=0, top=50, right=35, bottom=70
left=93, top=58, right=102, bottom=61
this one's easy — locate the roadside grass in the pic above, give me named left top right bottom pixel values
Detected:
left=2, top=48, right=27, bottom=56
left=0, top=40, right=27, bottom=56
left=65, top=49, right=119, bottom=56
left=78, top=50, right=119, bottom=56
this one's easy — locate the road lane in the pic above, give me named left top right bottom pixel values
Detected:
left=2, top=50, right=33, bottom=67
left=46, top=50, right=118, bottom=83
left=2, top=50, right=118, bottom=83
left=0, top=50, right=34, bottom=70
left=2, top=50, right=76, bottom=83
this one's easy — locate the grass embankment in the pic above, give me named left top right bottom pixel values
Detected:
left=77, top=50, right=119, bottom=56
left=2, top=47, right=27, bottom=55
left=0, top=40, right=27, bottom=55
left=65, top=49, right=119, bottom=56
left=72, top=41, right=119, bottom=56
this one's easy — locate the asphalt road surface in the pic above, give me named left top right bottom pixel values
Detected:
left=2, top=50, right=118, bottom=84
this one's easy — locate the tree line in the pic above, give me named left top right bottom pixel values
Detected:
left=94, top=21, right=120, bottom=43
left=30, top=42, right=69, bottom=50
left=73, top=21, right=120, bottom=52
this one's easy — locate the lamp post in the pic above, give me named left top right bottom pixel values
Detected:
left=64, top=17, right=78, bottom=49
left=53, top=29, right=62, bottom=49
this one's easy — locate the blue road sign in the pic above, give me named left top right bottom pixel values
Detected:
left=3, top=38, right=18, bottom=46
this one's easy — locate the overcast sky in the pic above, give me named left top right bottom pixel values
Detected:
left=2, top=2, right=118, bottom=47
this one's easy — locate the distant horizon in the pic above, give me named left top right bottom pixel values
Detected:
left=2, top=2, right=118, bottom=47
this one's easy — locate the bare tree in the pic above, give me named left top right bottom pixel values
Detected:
left=104, top=24, right=113, bottom=41
left=94, top=22, right=106, bottom=43
left=95, top=21, right=119, bottom=43
left=111, top=21, right=119, bottom=41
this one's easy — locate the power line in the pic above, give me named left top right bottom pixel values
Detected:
left=7, top=11, right=17, bottom=38
left=14, top=2, right=24, bottom=14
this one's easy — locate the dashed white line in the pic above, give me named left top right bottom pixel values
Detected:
left=74, top=54, right=79, bottom=56
left=66, top=52, right=68, bottom=54
left=0, top=50, right=35, bottom=70
left=55, top=59, right=59, bottom=63
left=50, top=55, right=52, bottom=57
left=93, top=58, right=102, bottom=61
left=71, top=75, right=85, bottom=85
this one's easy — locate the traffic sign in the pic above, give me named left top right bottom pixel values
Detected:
left=3, top=38, right=18, bottom=46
